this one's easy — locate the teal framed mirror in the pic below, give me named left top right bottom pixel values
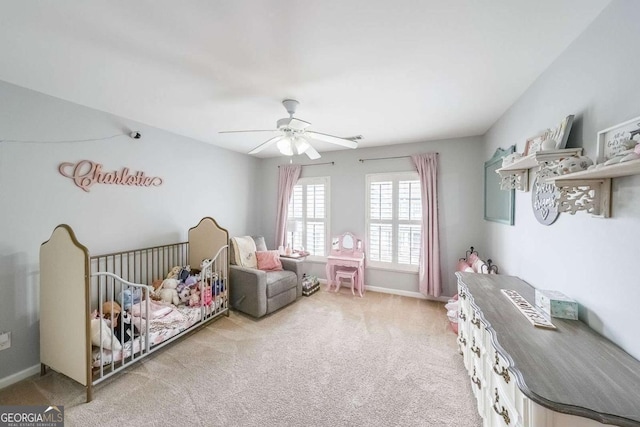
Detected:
left=484, top=146, right=515, bottom=225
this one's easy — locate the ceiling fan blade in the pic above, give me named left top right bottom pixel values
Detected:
left=248, top=135, right=285, bottom=155
left=219, top=129, right=277, bottom=134
left=305, top=131, right=358, bottom=149
left=277, top=117, right=311, bottom=131
left=305, top=145, right=321, bottom=160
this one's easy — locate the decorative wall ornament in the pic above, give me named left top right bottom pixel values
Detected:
left=59, top=160, right=163, bottom=192
left=531, top=177, right=560, bottom=225
left=499, top=172, right=526, bottom=191
left=554, top=179, right=610, bottom=217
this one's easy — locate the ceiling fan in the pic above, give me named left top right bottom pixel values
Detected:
left=219, top=99, right=362, bottom=159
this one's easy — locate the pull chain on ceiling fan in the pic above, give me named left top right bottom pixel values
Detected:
left=219, top=99, right=362, bottom=160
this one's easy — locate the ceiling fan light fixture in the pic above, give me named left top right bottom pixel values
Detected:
left=277, top=138, right=294, bottom=156
left=293, top=137, right=310, bottom=155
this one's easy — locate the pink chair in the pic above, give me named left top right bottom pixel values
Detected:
left=335, top=268, right=358, bottom=295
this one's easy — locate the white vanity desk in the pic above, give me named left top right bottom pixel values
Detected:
left=455, top=272, right=640, bottom=427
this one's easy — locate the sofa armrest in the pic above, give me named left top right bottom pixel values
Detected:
left=280, top=258, right=305, bottom=297
left=229, top=265, right=268, bottom=318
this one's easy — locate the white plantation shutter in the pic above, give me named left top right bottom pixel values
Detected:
left=286, top=177, right=329, bottom=257
left=287, top=186, right=304, bottom=250
left=366, top=173, right=421, bottom=270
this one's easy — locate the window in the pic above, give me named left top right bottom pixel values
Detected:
left=366, top=172, right=421, bottom=270
left=286, top=177, right=330, bottom=257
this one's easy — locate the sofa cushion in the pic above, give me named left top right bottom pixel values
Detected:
left=265, top=270, right=297, bottom=298
left=256, top=250, right=283, bottom=271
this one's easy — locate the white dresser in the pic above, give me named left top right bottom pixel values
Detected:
left=456, top=272, right=640, bottom=427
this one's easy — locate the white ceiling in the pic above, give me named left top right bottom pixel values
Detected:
left=0, top=1, right=609, bottom=158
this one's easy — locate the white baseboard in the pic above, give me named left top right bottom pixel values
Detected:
left=0, top=364, right=40, bottom=390
left=317, top=278, right=449, bottom=302
left=365, top=285, right=449, bottom=302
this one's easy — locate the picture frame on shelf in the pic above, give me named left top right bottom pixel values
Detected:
left=596, top=115, right=640, bottom=164
left=524, top=132, right=546, bottom=156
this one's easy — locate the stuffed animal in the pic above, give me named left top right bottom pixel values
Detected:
left=184, top=275, right=198, bottom=287
left=188, top=287, right=201, bottom=307
left=118, top=288, right=142, bottom=311
left=113, top=311, right=138, bottom=343
left=102, top=301, right=122, bottom=326
left=178, top=287, right=191, bottom=305
left=155, top=278, right=180, bottom=306
left=165, top=266, right=182, bottom=280
left=202, top=282, right=213, bottom=306
left=178, top=266, right=191, bottom=282
left=91, top=318, right=122, bottom=351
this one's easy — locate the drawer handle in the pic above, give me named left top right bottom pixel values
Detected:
left=459, top=311, right=467, bottom=321
left=493, top=352, right=511, bottom=384
left=471, top=317, right=481, bottom=328
left=458, top=332, right=467, bottom=346
left=471, top=367, right=482, bottom=390
left=471, top=338, right=481, bottom=358
left=492, top=388, right=511, bottom=425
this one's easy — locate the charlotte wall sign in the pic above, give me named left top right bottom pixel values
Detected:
left=58, top=160, right=163, bottom=192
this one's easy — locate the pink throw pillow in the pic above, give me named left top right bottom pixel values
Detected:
left=256, top=250, right=283, bottom=271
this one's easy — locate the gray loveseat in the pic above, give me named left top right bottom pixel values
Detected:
left=229, top=236, right=305, bottom=318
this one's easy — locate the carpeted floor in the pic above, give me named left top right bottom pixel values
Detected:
left=0, top=289, right=482, bottom=426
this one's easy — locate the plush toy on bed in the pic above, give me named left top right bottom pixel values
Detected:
left=165, top=266, right=182, bottom=280
left=118, top=288, right=142, bottom=311
left=178, top=287, right=191, bottom=305
left=155, top=278, right=180, bottom=306
left=90, top=316, right=122, bottom=351
left=188, top=287, right=201, bottom=307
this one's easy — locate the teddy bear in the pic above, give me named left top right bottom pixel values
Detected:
left=154, top=278, right=180, bottom=306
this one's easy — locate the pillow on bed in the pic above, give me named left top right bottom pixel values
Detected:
left=256, top=250, right=283, bottom=271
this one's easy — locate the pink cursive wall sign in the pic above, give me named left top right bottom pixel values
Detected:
left=58, top=160, right=163, bottom=192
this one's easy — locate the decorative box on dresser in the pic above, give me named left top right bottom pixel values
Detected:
left=455, top=272, right=640, bottom=427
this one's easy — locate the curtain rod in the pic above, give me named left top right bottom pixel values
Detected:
left=358, top=153, right=438, bottom=163
left=278, top=161, right=335, bottom=168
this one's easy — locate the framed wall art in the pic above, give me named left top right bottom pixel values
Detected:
left=596, top=115, right=640, bottom=164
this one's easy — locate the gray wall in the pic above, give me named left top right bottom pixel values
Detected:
left=257, top=137, right=486, bottom=298
left=484, top=0, right=640, bottom=360
left=0, top=80, right=260, bottom=381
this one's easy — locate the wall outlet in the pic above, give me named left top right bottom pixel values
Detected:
left=0, top=331, right=11, bottom=351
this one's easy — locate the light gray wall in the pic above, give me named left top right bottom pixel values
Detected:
left=484, top=0, right=640, bottom=359
left=257, top=137, right=486, bottom=298
left=0, top=80, right=260, bottom=381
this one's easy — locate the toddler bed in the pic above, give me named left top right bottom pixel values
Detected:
left=39, top=217, right=229, bottom=402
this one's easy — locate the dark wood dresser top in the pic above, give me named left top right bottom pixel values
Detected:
left=456, top=272, right=640, bottom=427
